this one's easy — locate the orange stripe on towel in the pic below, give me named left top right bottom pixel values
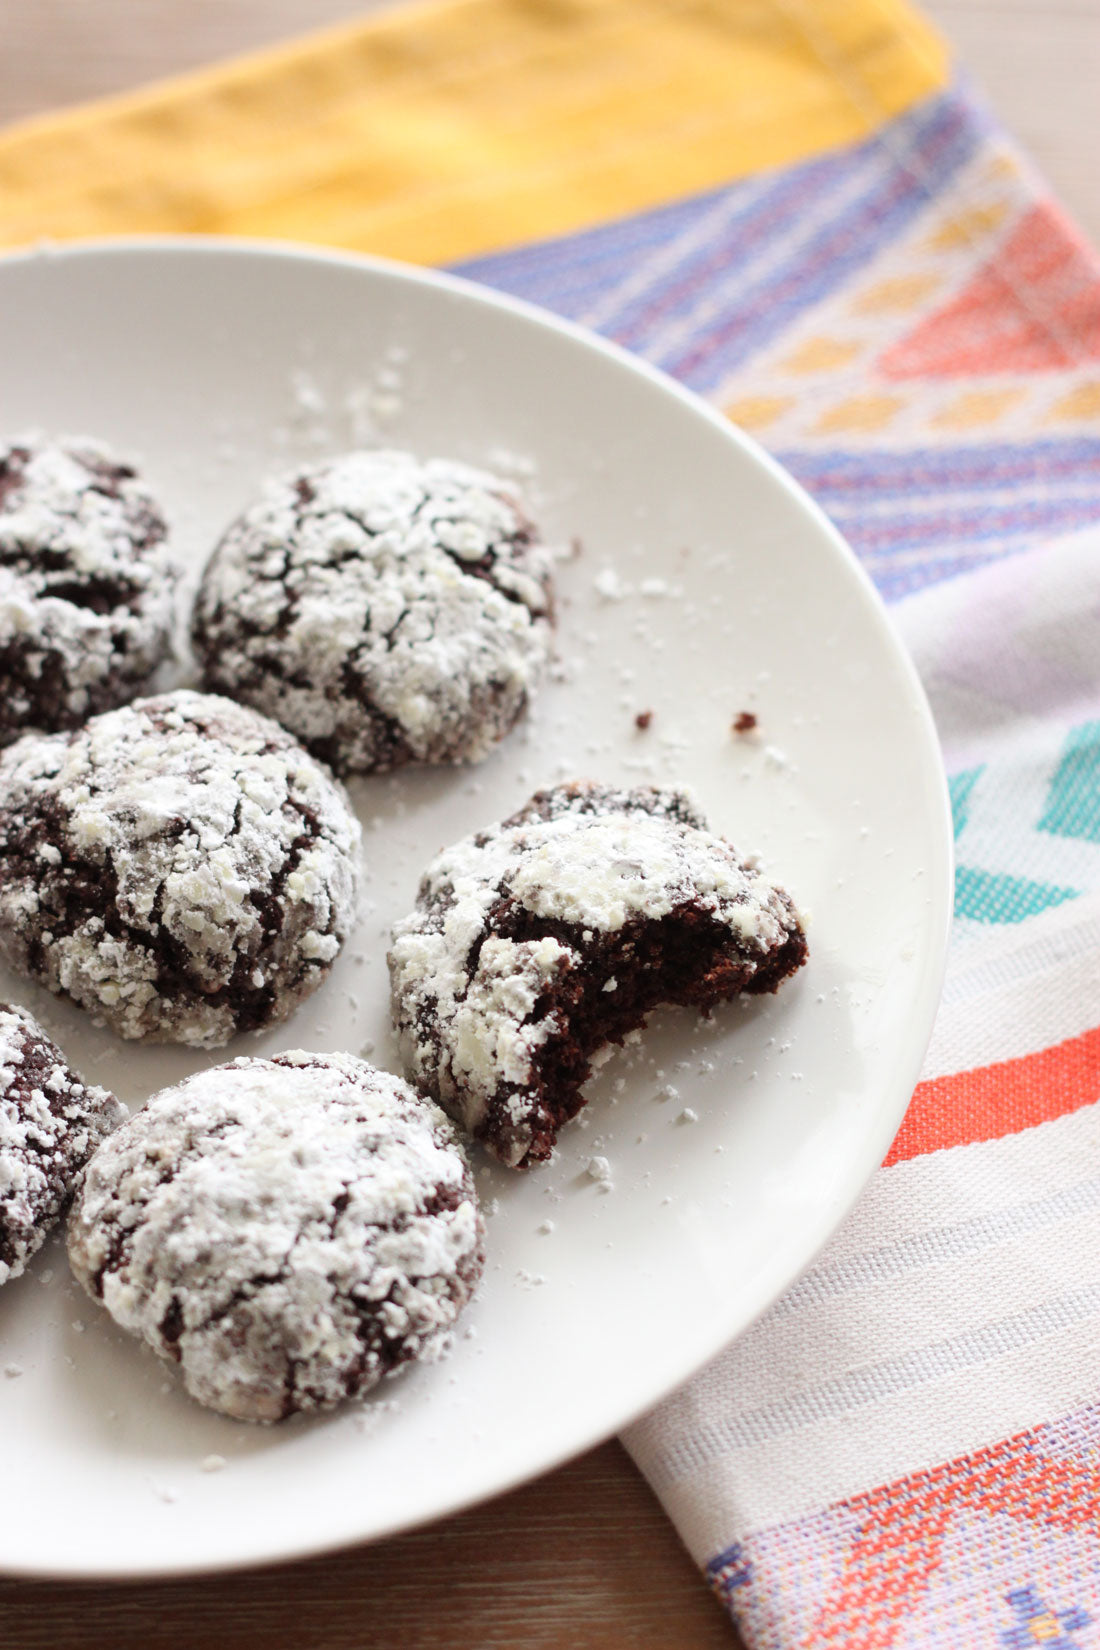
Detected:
left=886, top=1022, right=1100, bottom=1165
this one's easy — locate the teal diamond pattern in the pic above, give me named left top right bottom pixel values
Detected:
left=948, top=765, right=984, bottom=839
left=1039, top=720, right=1100, bottom=843
left=954, top=866, right=1079, bottom=925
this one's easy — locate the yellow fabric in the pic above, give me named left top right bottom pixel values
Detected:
left=0, top=0, right=949, bottom=266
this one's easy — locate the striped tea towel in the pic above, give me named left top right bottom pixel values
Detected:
left=626, top=525, right=1100, bottom=1643
left=4, top=0, right=1100, bottom=1639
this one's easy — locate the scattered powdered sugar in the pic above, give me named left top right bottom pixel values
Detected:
left=0, top=437, right=177, bottom=742
left=593, top=568, right=683, bottom=605
left=0, top=1001, right=126, bottom=1287
left=192, top=450, right=555, bottom=776
left=594, top=567, right=628, bottom=601
left=67, top=1052, right=484, bottom=1423
left=485, top=446, right=536, bottom=481
left=0, top=690, right=361, bottom=1047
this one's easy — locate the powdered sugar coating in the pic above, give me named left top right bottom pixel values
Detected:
left=0, top=437, right=176, bottom=744
left=192, top=449, right=555, bottom=776
left=67, top=1052, right=484, bottom=1422
left=0, top=1001, right=125, bottom=1285
left=389, top=782, right=808, bottom=1166
left=0, top=689, right=361, bottom=1047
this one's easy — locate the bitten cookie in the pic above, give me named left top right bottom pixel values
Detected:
left=191, top=449, right=554, bottom=775
left=389, top=782, right=808, bottom=1167
left=67, top=1052, right=485, bottom=1422
left=0, top=689, right=361, bottom=1048
left=0, top=1001, right=125, bottom=1286
left=0, top=437, right=175, bottom=745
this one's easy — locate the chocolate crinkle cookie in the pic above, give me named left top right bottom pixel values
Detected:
left=0, top=1001, right=125, bottom=1286
left=191, top=449, right=554, bottom=776
left=0, top=437, right=176, bottom=745
left=389, top=781, right=808, bottom=1167
left=67, top=1052, right=485, bottom=1422
left=0, top=689, right=361, bottom=1048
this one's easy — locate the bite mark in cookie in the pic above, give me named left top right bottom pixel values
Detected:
left=0, top=689, right=361, bottom=1047
left=67, top=1052, right=484, bottom=1422
left=191, top=449, right=554, bottom=776
left=388, top=782, right=808, bottom=1167
left=0, top=1001, right=125, bottom=1286
left=0, top=437, right=175, bottom=744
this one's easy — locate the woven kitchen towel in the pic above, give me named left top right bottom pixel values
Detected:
left=625, top=525, right=1100, bottom=1642
left=6, top=1, right=1100, bottom=1641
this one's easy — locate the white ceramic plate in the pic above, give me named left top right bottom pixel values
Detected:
left=0, top=239, right=951, bottom=1580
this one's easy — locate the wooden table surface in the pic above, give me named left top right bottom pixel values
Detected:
left=0, top=4, right=1096, bottom=1647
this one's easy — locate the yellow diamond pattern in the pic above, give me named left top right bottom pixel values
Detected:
left=815, top=394, right=905, bottom=434
left=781, top=336, right=863, bottom=373
left=852, top=273, right=942, bottom=315
left=932, top=389, right=1023, bottom=430
left=724, top=395, right=794, bottom=431
left=925, top=200, right=1009, bottom=251
left=1046, top=382, right=1100, bottom=422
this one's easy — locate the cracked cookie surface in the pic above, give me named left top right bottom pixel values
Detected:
left=191, top=449, right=554, bottom=776
left=389, top=781, right=808, bottom=1167
left=0, top=437, right=176, bottom=745
left=67, top=1051, right=485, bottom=1421
left=0, top=689, right=361, bottom=1047
left=0, top=1000, right=125, bottom=1286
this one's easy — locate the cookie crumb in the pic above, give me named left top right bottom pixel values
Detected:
left=3, top=1363, right=23, bottom=1379
left=732, top=711, right=757, bottom=735
left=200, top=1455, right=227, bottom=1474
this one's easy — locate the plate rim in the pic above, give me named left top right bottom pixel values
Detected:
left=0, top=234, right=954, bottom=1580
